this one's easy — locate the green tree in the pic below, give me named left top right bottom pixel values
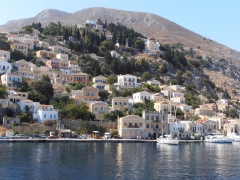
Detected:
left=99, top=90, right=109, bottom=101
left=106, top=75, right=117, bottom=84
left=160, top=62, right=168, bottom=73
left=134, top=38, right=145, bottom=52
left=28, top=90, right=47, bottom=104
left=141, top=72, right=152, bottom=81
left=41, top=74, right=51, bottom=83
left=99, top=40, right=112, bottom=55
left=135, top=58, right=148, bottom=72
left=63, top=101, right=91, bottom=120
left=11, top=50, right=26, bottom=61
left=31, top=81, right=54, bottom=103
left=224, top=108, right=238, bottom=118
left=176, top=70, right=184, bottom=85
left=0, top=85, right=7, bottom=98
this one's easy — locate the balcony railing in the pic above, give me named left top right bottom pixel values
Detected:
left=127, top=126, right=139, bottom=128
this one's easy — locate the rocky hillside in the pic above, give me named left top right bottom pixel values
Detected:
left=0, top=7, right=239, bottom=98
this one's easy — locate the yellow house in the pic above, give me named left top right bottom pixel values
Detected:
left=36, top=50, right=56, bottom=59
left=154, top=100, right=179, bottom=114
left=143, top=111, right=169, bottom=139
left=112, top=97, right=131, bottom=111
left=217, top=103, right=228, bottom=111
left=195, top=105, right=214, bottom=117
left=118, top=115, right=145, bottom=138
left=89, top=101, right=108, bottom=121
left=11, top=42, right=28, bottom=55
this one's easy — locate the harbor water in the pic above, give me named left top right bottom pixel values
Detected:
left=0, top=142, right=239, bottom=179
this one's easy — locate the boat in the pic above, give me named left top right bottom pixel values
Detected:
left=230, top=134, right=240, bottom=142
left=205, top=133, right=233, bottom=143
left=157, top=134, right=179, bottom=145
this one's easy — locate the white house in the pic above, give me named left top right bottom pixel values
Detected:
left=32, top=103, right=58, bottom=124
left=56, top=53, right=68, bottom=60
left=86, top=20, right=98, bottom=25
left=170, top=84, right=181, bottom=91
left=0, top=57, right=12, bottom=74
left=151, top=93, right=164, bottom=102
left=147, top=79, right=161, bottom=87
left=177, top=104, right=192, bottom=112
left=133, top=91, right=152, bottom=103
left=172, top=91, right=184, bottom=98
left=180, top=121, right=204, bottom=135
left=171, top=96, right=185, bottom=104
left=115, top=74, right=141, bottom=88
left=18, top=99, right=34, bottom=112
left=0, top=50, right=10, bottom=61
left=145, top=38, right=160, bottom=52
left=168, top=122, right=186, bottom=138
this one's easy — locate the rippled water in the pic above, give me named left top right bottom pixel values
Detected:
left=0, top=142, right=239, bottom=179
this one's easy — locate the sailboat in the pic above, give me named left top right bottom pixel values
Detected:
left=157, top=83, right=179, bottom=145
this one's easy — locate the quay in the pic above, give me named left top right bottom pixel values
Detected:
left=0, top=138, right=203, bottom=143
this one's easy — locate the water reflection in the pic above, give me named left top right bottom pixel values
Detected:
left=0, top=142, right=240, bottom=179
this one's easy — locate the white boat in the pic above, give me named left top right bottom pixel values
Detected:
left=157, top=134, right=179, bottom=145
left=231, top=135, right=240, bottom=142
left=205, top=133, right=233, bottom=143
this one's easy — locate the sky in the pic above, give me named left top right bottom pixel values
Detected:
left=1, top=0, right=240, bottom=51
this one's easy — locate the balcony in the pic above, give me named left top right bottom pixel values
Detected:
left=98, top=110, right=106, bottom=113
left=127, top=126, right=139, bottom=128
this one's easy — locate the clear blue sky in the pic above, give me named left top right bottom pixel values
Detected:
left=1, top=0, right=239, bottom=51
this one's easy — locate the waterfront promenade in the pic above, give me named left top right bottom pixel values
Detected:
left=0, top=138, right=203, bottom=143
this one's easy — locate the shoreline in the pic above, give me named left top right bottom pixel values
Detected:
left=0, top=138, right=204, bottom=143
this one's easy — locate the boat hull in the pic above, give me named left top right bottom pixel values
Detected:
left=157, top=138, right=179, bottom=145
left=205, top=139, right=233, bottom=143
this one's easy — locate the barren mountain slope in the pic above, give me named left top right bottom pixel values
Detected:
left=0, top=7, right=239, bottom=97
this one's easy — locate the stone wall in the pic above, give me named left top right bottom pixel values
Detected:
left=61, top=119, right=117, bottom=131
left=12, top=125, right=56, bottom=135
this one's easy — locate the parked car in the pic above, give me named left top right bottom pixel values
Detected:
left=11, top=134, right=19, bottom=139
left=39, top=134, right=47, bottom=138
left=16, top=134, right=29, bottom=139
left=104, top=132, right=111, bottom=139
left=0, top=136, right=9, bottom=139
left=32, top=134, right=40, bottom=139
left=79, top=135, right=88, bottom=139
left=48, top=135, right=58, bottom=139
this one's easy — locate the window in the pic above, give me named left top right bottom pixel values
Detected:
left=124, top=102, right=126, bottom=105
left=50, top=114, right=52, bottom=119
left=163, top=124, right=165, bottom=129
left=115, top=102, right=117, bottom=105
left=95, top=107, right=97, bottom=111
left=135, top=123, right=138, bottom=127
left=146, top=124, right=149, bottom=128
left=44, top=114, right=46, bottom=118
left=129, top=122, right=132, bottom=127
left=139, top=123, right=142, bottom=126
left=146, top=116, right=149, bottom=120
left=124, top=122, right=127, bottom=126
left=151, top=124, right=154, bottom=128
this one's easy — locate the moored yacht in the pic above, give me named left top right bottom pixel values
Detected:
left=157, top=133, right=179, bottom=145
left=205, top=133, right=233, bottom=143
